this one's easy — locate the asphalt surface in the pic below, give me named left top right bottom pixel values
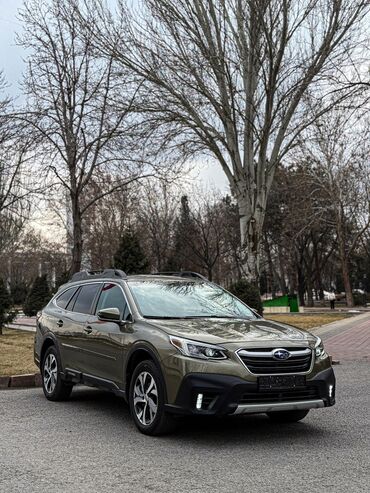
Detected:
left=0, top=359, right=369, bottom=493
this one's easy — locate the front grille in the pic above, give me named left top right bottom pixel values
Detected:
left=237, top=347, right=313, bottom=374
left=239, top=386, right=320, bottom=405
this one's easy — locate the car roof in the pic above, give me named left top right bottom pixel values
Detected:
left=57, top=274, right=203, bottom=292
left=126, top=274, right=202, bottom=282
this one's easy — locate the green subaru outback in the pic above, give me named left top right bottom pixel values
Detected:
left=34, top=269, right=335, bottom=435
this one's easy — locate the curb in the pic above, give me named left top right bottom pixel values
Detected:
left=0, top=373, right=42, bottom=389
left=329, top=355, right=340, bottom=365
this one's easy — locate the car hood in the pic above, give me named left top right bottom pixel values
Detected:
left=147, top=317, right=316, bottom=347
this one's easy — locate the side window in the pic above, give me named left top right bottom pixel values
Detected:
left=95, top=283, right=129, bottom=319
left=55, top=287, right=77, bottom=309
left=66, top=287, right=81, bottom=311
left=72, top=284, right=100, bottom=315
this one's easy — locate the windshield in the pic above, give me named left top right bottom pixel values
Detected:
left=128, top=280, right=256, bottom=319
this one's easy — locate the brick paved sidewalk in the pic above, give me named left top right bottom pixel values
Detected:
left=322, top=315, right=370, bottom=361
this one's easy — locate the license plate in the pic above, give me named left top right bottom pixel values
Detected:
left=258, top=375, right=306, bottom=391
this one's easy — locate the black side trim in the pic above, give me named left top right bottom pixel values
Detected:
left=64, top=368, right=126, bottom=398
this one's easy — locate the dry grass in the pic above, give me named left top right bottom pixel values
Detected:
left=0, top=328, right=38, bottom=376
left=265, top=312, right=352, bottom=330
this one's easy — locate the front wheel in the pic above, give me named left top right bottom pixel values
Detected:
left=267, top=409, right=309, bottom=423
left=41, top=346, right=73, bottom=401
left=129, top=360, right=176, bottom=436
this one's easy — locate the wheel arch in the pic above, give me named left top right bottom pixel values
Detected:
left=124, top=343, right=166, bottom=398
left=40, top=334, right=60, bottom=367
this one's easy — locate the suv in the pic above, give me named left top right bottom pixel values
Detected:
left=35, top=270, right=335, bottom=435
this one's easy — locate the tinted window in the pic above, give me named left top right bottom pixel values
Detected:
left=66, top=287, right=81, bottom=311
left=72, top=284, right=100, bottom=314
left=56, top=288, right=77, bottom=309
left=96, top=283, right=129, bottom=319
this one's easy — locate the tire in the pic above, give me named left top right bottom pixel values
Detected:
left=267, top=409, right=309, bottom=423
left=41, top=346, right=73, bottom=401
left=129, top=359, right=177, bottom=436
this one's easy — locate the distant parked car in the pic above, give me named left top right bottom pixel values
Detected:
left=34, top=270, right=336, bottom=435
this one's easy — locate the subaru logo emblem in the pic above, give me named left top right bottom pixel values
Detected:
left=272, top=349, right=290, bottom=360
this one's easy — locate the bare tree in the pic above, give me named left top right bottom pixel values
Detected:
left=18, top=0, right=154, bottom=274
left=83, top=176, right=139, bottom=269
left=263, top=164, right=339, bottom=304
left=80, top=0, right=369, bottom=282
left=0, top=73, right=34, bottom=256
left=137, top=181, right=179, bottom=271
left=301, top=110, right=370, bottom=307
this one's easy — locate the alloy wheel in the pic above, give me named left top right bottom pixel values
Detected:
left=133, top=371, right=158, bottom=426
left=43, top=353, right=58, bottom=394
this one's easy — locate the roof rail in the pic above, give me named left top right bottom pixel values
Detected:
left=152, top=271, right=208, bottom=281
left=69, top=269, right=127, bottom=283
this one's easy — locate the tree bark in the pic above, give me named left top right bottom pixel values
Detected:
left=306, top=275, right=314, bottom=307
left=264, top=234, right=276, bottom=298
left=313, top=239, right=324, bottom=302
left=71, top=197, right=83, bottom=275
left=336, top=216, right=354, bottom=308
left=338, top=239, right=354, bottom=307
left=297, top=263, right=305, bottom=307
left=236, top=190, right=265, bottom=284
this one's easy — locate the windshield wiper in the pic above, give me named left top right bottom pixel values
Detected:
left=144, top=316, right=185, bottom=319
left=144, top=315, right=253, bottom=320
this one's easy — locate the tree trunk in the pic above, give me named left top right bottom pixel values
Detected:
left=337, top=222, right=354, bottom=307
left=277, top=245, right=288, bottom=294
left=236, top=193, right=264, bottom=284
left=306, top=275, right=314, bottom=307
left=312, top=239, right=324, bottom=302
left=264, top=234, right=276, bottom=298
left=71, top=197, right=83, bottom=275
left=297, top=264, right=305, bottom=307
left=340, top=253, right=354, bottom=308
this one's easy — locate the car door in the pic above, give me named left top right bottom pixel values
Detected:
left=48, top=285, right=80, bottom=370
left=83, top=282, right=131, bottom=388
left=59, top=282, right=102, bottom=374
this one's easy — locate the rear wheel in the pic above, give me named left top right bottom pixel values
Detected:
left=129, top=360, right=176, bottom=436
left=267, top=409, right=309, bottom=423
left=41, top=346, right=73, bottom=401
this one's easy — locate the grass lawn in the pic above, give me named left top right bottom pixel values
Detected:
left=0, top=328, right=38, bottom=376
left=265, top=312, right=353, bottom=330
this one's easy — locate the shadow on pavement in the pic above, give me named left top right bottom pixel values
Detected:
left=61, top=386, right=330, bottom=445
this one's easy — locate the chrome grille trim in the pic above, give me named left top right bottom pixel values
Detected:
left=238, top=348, right=311, bottom=358
left=236, top=347, right=314, bottom=376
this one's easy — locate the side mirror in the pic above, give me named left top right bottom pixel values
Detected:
left=97, top=307, right=121, bottom=322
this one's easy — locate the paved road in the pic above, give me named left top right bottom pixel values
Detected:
left=1, top=358, right=369, bottom=493
left=318, top=313, right=370, bottom=361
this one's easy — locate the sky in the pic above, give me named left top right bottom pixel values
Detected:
left=0, top=0, right=24, bottom=98
left=0, top=0, right=229, bottom=195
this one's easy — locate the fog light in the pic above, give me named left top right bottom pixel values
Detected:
left=329, top=385, right=333, bottom=397
left=196, top=393, right=203, bottom=410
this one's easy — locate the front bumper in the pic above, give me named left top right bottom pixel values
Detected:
left=165, top=367, right=335, bottom=416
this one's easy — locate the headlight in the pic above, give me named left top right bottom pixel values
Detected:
left=314, top=337, right=326, bottom=357
left=169, top=336, right=227, bottom=360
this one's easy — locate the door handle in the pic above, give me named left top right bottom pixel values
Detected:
left=84, top=326, right=93, bottom=334
left=57, top=320, right=64, bottom=327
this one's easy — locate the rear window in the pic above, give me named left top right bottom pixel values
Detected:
left=55, top=287, right=77, bottom=309
left=72, top=283, right=100, bottom=314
